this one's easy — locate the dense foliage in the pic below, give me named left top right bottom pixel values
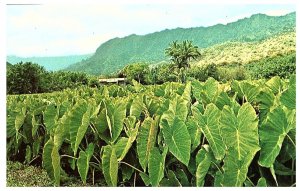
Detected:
left=246, top=53, right=296, bottom=79
left=65, top=12, right=295, bottom=75
left=7, top=76, right=295, bottom=187
left=7, top=62, right=100, bottom=94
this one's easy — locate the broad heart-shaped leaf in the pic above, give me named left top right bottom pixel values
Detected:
left=7, top=105, right=24, bottom=139
left=193, top=103, right=225, bottom=160
left=53, top=108, right=70, bottom=148
left=95, top=100, right=126, bottom=143
left=114, top=122, right=138, bottom=161
left=43, top=104, right=58, bottom=133
left=68, top=100, right=91, bottom=156
left=7, top=105, right=26, bottom=142
left=280, top=82, right=295, bottom=110
left=148, top=147, right=168, bottom=186
left=77, top=143, right=94, bottom=184
left=220, top=103, right=260, bottom=160
left=186, top=116, right=201, bottom=152
left=101, top=145, right=118, bottom=186
left=258, top=106, right=295, bottom=167
left=191, top=80, right=203, bottom=103
left=201, top=77, right=220, bottom=105
left=161, top=116, right=191, bottom=166
left=160, top=95, right=188, bottom=124
left=256, top=88, right=275, bottom=124
left=137, top=117, right=159, bottom=171
left=220, top=147, right=259, bottom=186
left=42, top=138, right=61, bottom=186
left=107, top=100, right=127, bottom=143
left=196, top=146, right=214, bottom=187
left=232, top=80, right=260, bottom=103
left=130, top=95, right=144, bottom=119
left=181, top=81, right=192, bottom=103
left=266, top=76, right=282, bottom=95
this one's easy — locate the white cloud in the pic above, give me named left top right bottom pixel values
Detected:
left=6, top=4, right=296, bottom=56
left=264, top=9, right=293, bottom=16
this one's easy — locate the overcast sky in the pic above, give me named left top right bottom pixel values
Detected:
left=6, top=3, right=296, bottom=57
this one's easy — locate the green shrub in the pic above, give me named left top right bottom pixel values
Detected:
left=246, top=53, right=295, bottom=79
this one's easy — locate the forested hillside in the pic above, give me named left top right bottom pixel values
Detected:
left=65, top=12, right=295, bottom=75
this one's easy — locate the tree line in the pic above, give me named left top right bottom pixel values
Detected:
left=7, top=62, right=100, bottom=94
left=7, top=40, right=295, bottom=95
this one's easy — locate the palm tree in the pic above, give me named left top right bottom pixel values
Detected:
left=165, top=40, right=201, bottom=69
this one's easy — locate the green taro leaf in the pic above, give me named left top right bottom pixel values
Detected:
left=257, top=177, right=267, bottom=187
left=232, top=81, right=260, bottom=103
left=186, top=117, right=201, bottom=152
left=181, top=81, right=192, bottom=103
left=53, top=109, right=70, bottom=148
left=107, top=101, right=127, bottom=143
left=43, top=104, right=58, bottom=133
left=137, top=117, right=159, bottom=171
left=68, top=100, right=91, bottom=156
left=101, top=145, right=118, bottom=186
left=160, top=95, right=188, bottom=124
left=280, top=83, right=295, bottom=110
left=220, top=103, right=260, bottom=160
left=161, top=116, right=191, bottom=166
left=221, top=147, right=259, bottom=187
left=140, top=172, right=151, bottom=186
left=196, top=146, right=213, bottom=187
left=25, top=145, right=32, bottom=164
left=114, top=122, right=138, bottom=162
left=259, top=106, right=295, bottom=167
left=160, top=170, right=182, bottom=187
left=200, top=77, right=220, bottom=105
left=148, top=147, right=168, bottom=186
left=175, top=169, right=190, bottom=186
left=193, top=103, right=225, bottom=160
left=130, top=95, right=144, bottom=119
left=42, top=138, right=61, bottom=186
left=266, top=76, right=282, bottom=94
left=77, top=143, right=95, bottom=184
left=256, top=88, right=275, bottom=123
left=218, top=103, right=260, bottom=186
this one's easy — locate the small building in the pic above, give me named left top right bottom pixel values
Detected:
left=98, top=78, right=127, bottom=85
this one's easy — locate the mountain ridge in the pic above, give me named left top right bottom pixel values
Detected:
left=66, top=12, right=295, bottom=75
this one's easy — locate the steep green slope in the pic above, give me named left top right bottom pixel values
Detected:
left=65, top=12, right=295, bottom=75
left=7, top=54, right=92, bottom=71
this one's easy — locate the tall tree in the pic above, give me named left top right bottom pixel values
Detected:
left=165, top=40, right=201, bottom=69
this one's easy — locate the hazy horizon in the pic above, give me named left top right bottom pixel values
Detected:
left=6, top=4, right=296, bottom=57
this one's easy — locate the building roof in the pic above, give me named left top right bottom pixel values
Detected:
left=98, top=78, right=126, bottom=83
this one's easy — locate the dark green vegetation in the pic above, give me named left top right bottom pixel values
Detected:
left=7, top=62, right=100, bottom=94
left=118, top=51, right=295, bottom=85
left=7, top=76, right=295, bottom=187
left=7, top=54, right=92, bottom=71
left=65, top=12, right=295, bottom=75
left=246, top=52, right=296, bottom=79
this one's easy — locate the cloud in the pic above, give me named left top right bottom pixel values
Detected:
left=6, top=4, right=296, bottom=56
left=264, top=9, right=294, bottom=16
